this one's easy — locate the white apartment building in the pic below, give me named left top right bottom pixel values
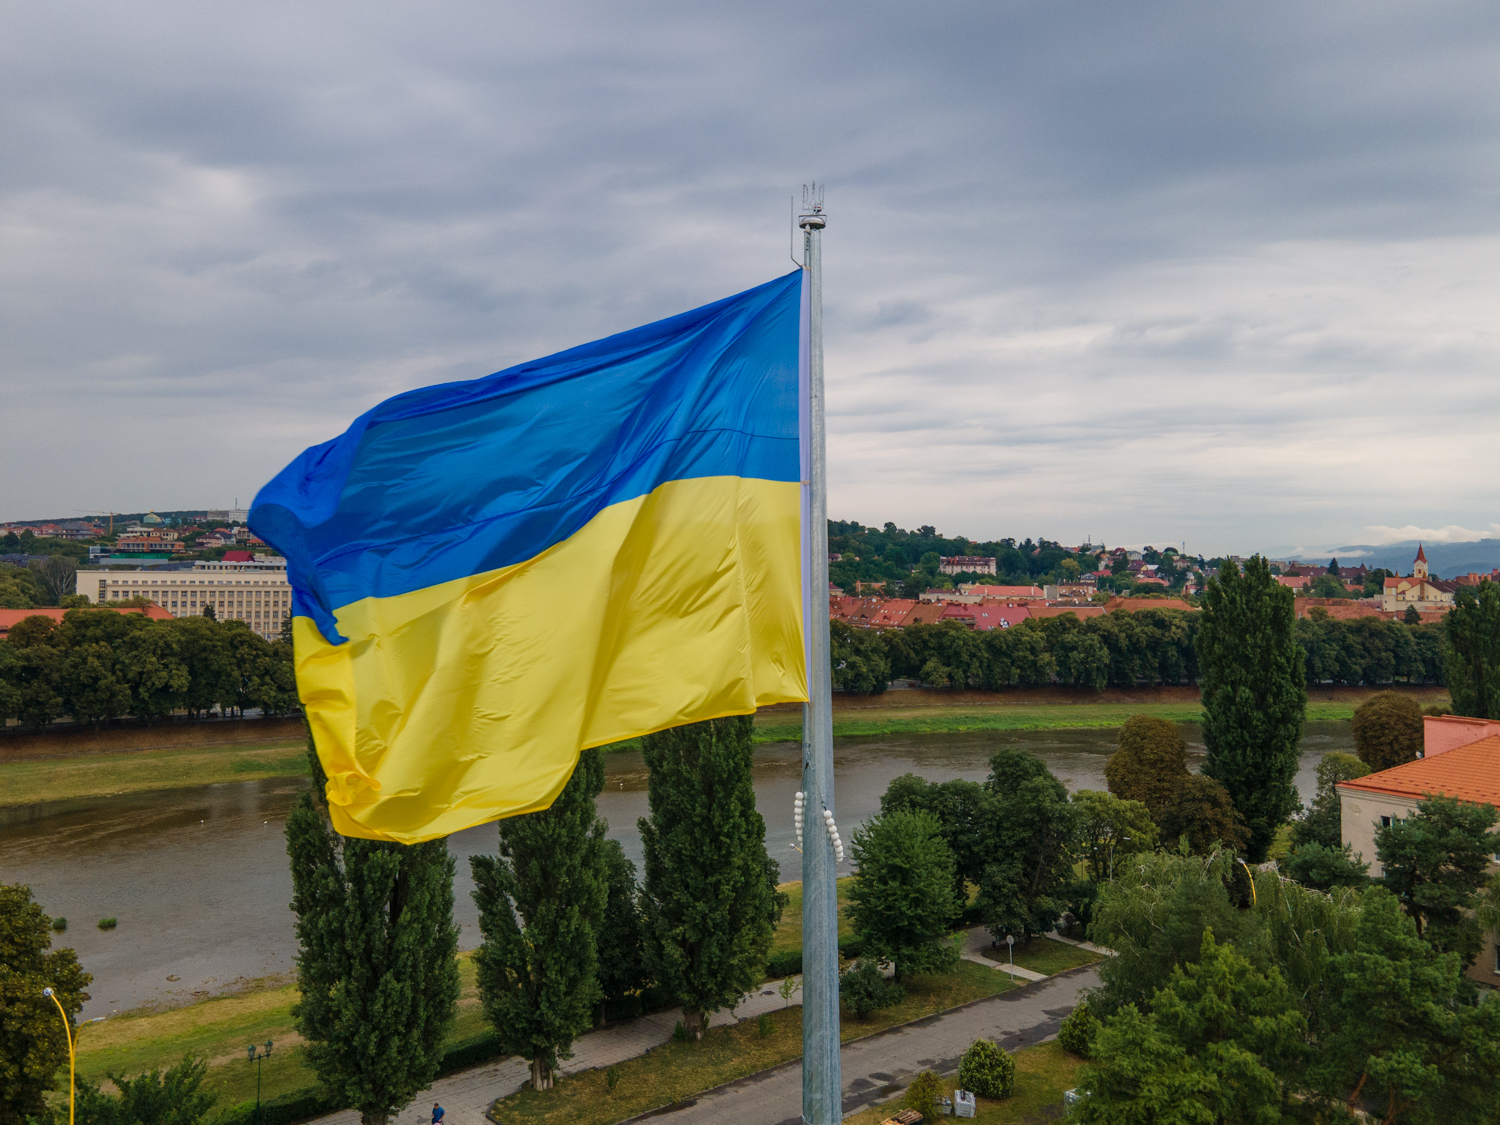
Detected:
left=80, top=561, right=292, bottom=641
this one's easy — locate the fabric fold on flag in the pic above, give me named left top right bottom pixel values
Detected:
left=251, top=270, right=808, bottom=842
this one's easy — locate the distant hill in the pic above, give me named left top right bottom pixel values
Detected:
left=1290, top=540, right=1500, bottom=579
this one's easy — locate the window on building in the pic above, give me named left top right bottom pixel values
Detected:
left=1380, top=816, right=1392, bottom=828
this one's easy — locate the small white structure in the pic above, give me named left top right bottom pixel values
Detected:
left=953, top=1090, right=976, bottom=1118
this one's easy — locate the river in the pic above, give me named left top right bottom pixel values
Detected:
left=0, top=722, right=1354, bottom=1017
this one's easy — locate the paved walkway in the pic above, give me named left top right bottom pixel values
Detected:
left=958, top=928, right=1046, bottom=982
left=650, top=966, right=1100, bottom=1125
left=310, top=979, right=807, bottom=1125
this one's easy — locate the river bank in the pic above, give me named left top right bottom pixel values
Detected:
left=2, top=685, right=1440, bottom=808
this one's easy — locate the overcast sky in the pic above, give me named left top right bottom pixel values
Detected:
left=4, top=1, right=1499, bottom=556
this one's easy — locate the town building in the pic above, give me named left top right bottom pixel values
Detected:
left=1380, top=545, right=1458, bottom=613
left=939, top=556, right=997, bottom=576
left=79, top=560, right=293, bottom=641
left=956, top=584, right=1047, bottom=602
left=1337, top=732, right=1500, bottom=986
left=115, top=528, right=187, bottom=553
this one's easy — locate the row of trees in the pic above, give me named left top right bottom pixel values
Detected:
left=832, top=605, right=1449, bottom=696
left=0, top=609, right=298, bottom=729
left=284, top=714, right=782, bottom=1121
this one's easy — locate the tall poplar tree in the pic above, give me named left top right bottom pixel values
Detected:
left=1444, top=579, right=1500, bottom=719
left=470, top=748, right=608, bottom=1090
left=594, top=839, right=648, bottom=1024
left=1196, top=555, right=1306, bottom=862
left=639, top=715, right=783, bottom=1038
left=285, top=741, right=460, bottom=1125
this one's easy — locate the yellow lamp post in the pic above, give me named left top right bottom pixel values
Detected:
left=42, top=988, right=105, bottom=1125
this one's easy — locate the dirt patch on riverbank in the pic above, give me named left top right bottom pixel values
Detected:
left=0, top=716, right=305, bottom=762
left=760, top=683, right=1448, bottom=713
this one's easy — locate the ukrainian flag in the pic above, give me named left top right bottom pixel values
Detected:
left=250, top=271, right=809, bottom=843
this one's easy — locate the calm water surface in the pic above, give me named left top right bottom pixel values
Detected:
left=0, top=722, right=1353, bottom=1017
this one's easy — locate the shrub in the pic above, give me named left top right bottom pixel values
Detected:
left=671, top=1021, right=692, bottom=1042
left=757, top=1013, right=773, bottom=1037
left=957, top=1038, right=1015, bottom=1099
left=904, top=1069, right=944, bottom=1122
left=97, top=917, right=117, bottom=930
left=51, top=917, right=66, bottom=932
left=838, top=959, right=905, bottom=1020
left=605, top=1065, right=620, bottom=1092
left=1058, top=1002, right=1098, bottom=1058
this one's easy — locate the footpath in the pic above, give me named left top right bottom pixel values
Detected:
left=307, top=929, right=1099, bottom=1125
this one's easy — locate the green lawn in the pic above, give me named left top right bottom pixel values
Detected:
left=487, top=960, right=1017, bottom=1125
left=980, top=936, right=1102, bottom=976
left=770, top=878, right=854, bottom=956
left=842, top=1041, right=1085, bottom=1125
left=74, top=957, right=488, bottom=1106
left=0, top=740, right=308, bottom=806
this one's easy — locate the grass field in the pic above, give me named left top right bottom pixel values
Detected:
left=770, top=878, right=855, bottom=956
left=485, top=961, right=1017, bottom=1125
left=0, top=739, right=309, bottom=806
left=841, top=1040, right=1085, bottom=1125
left=980, top=936, right=1102, bottom=976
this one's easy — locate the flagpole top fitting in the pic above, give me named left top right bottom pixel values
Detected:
left=798, top=181, right=827, bottom=230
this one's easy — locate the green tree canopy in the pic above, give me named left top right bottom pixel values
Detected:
left=71, top=1055, right=216, bottom=1125
left=829, top=620, right=890, bottom=694
left=638, top=716, right=782, bottom=1038
left=285, top=737, right=460, bottom=1125
left=471, top=748, right=608, bottom=1088
left=0, top=883, right=92, bottom=1123
left=879, top=775, right=991, bottom=904
left=1156, top=775, right=1249, bottom=856
left=1310, top=572, right=1349, bottom=599
left=1444, top=580, right=1500, bottom=718
left=1070, top=789, right=1157, bottom=884
left=978, top=749, right=1078, bottom=941
left=846, top=809, right=958, bottom=980
left=1375, top=794, right=1499, bottom=963
left=594, top=839, right=648, bottom=1024
left=1351, top=691, right=1424, bottom=772
left=1103, top=715, right=1189, bottom=817
left=1197, top=556, right=1307, bottom=861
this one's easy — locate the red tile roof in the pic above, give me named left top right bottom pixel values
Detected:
left=0, top=605, right=174, bottom=637
left=963, top=584, right=1045, bottom=600
left=1337, top=735, right=1500, bottom=807
left=1030, top=605, right=1106, bottom=620
left=1103, top=597, right=1197, bottom=612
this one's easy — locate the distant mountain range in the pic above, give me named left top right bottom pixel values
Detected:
left=1285, top=540, right=1500, bottom=578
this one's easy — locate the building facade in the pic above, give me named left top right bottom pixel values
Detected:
left=939, top=556, right=998, bottom=576
left=80, top=561, right=292, bottom=641
left=1380, top=544, right=1457, bottom=612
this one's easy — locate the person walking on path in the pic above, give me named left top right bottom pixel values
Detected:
left=430, top=1103, right=443, bottom=1125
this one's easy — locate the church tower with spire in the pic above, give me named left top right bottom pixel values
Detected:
left=1413, top=544, right=1429, bottom=580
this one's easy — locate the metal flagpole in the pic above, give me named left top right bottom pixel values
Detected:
left=798, top=183, right=841, bottom=1125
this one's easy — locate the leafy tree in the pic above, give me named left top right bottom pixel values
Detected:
left=0, top=883, right=92, bottom=1124
left=1103, top=715, right=1188, bottom=817
left=1309, top=572, right=1349, bottom=599
left=285, top=738, right=460, bottom=1125
left=903, top=1070, right=943, bottom=1123
left=1444, top=580, right=1500, bottom=718
left=1291, top=752, right=1370, bottom=849
left=829, top=621, right=890, bottom=694
left=978, top=750, right=1078, bottom=942
left=116, top=619, right=190, bottom=721
left=1087, top=849, right=1263, bottom=1017
left=1156, top=775, right=1248, bottom=855
left=1197, top=556, right=1307, bottom=861
left=5, top=616, right=65, bottom=729
left=879, top=775, right=991, bottom=904
left=1070, top=790, right=1156, bottom=883
left=71, top=1055, right=215, bottom=1125
left=1284, top=842, right=1369, bottom=892
left=594, top=839, right=648, bottom=1024
left=638, top=716, right=782, bottom=1038
left=957, top=1038, right=1015, bottom=1098
left=1071, top=932, right=1303, bottom=1125
left=472, top=749, right=608, bottom=1088
left=847, top=809, right=958, bottom=979
left=1351, top=691, right=1423, bottom=772
left=1375, top=795, right=1498, bottom=963
left=838, top=959, right=904, bottom=1020
left=0, top=642, right=20, bottom=725
left=1405, top=603, right=1422, bottom=625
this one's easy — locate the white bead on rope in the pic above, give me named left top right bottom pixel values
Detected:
left=793, top=791, right=806, bottom=847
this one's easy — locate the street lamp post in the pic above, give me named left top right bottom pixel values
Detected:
left=247, top=1041, right=273, bottom=1125
left=42, top=988, right=105, bottom=1125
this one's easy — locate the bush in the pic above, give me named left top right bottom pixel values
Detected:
left=97, top=917, right=117, bottom=930
left=765, top=935, right=862, bottom=979
left=605, top=1065, right=620, bottom=1092
left=1058, top=1002, right=1098, bottom=1058
left=51, top=917, right=66, bottom=932
left=839, top=959, right=905, bottom=1020
left=671, top=1021, right=692, bottom=1042
left=904, top=1069, right=944, bottom=1121
left=957, top=1037, right=1015, bottom=1099
left=1284, top=842, right=1369, bottom=892
left=757, top=1013, right=773, bottom=1037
